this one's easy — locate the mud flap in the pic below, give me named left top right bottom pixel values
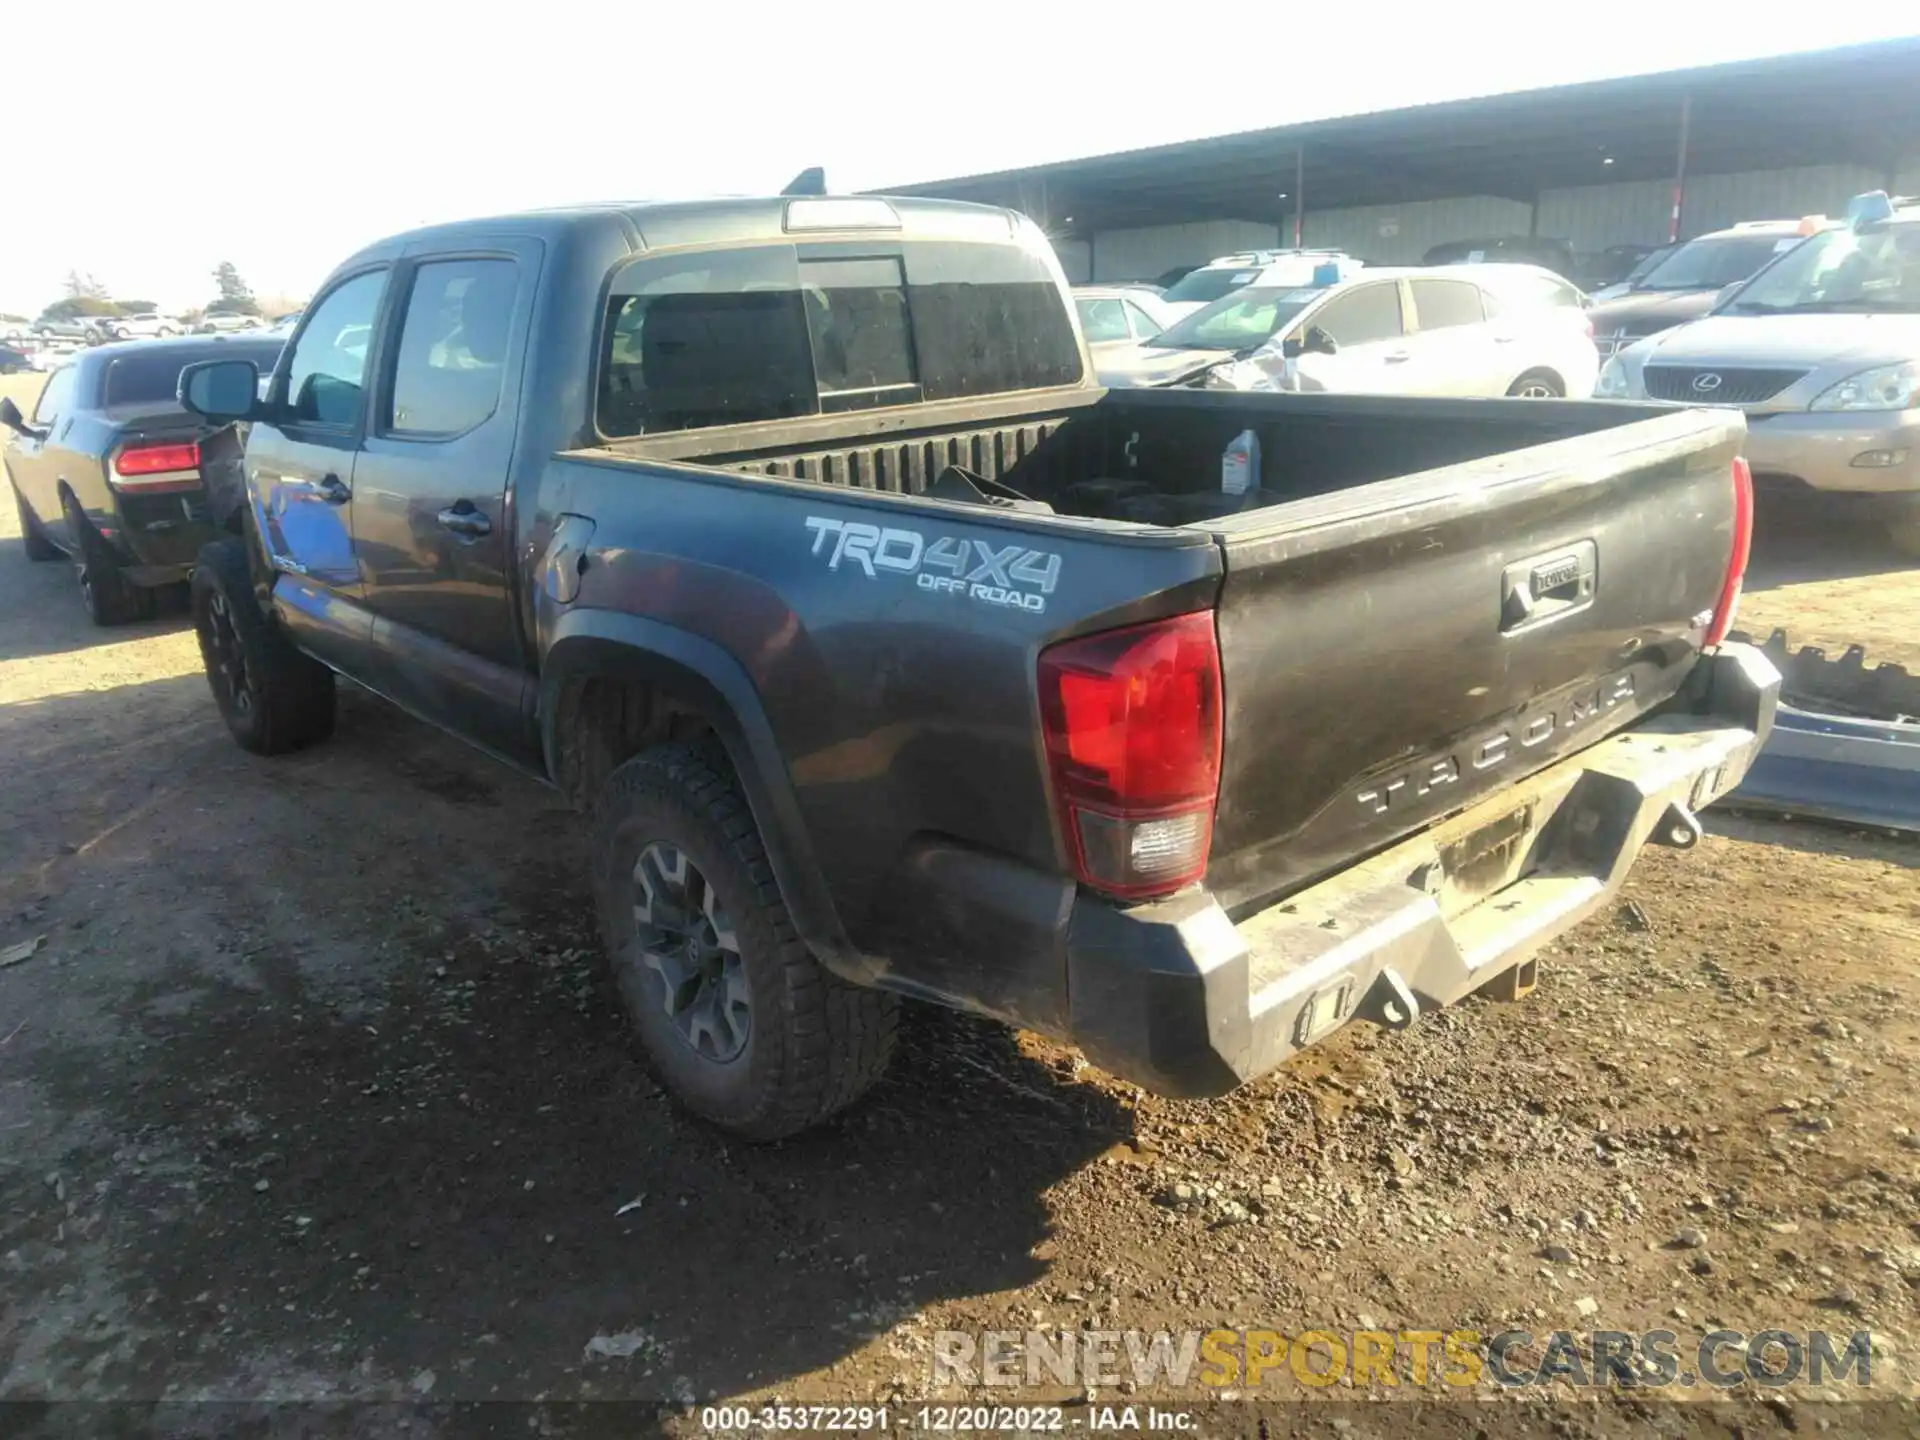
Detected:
left=198, top=423, right=250, bottom=533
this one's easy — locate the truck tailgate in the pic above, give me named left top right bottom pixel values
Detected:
left=1203, top=408, right=1746, bottom=912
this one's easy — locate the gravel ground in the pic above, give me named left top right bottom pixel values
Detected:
left=1, top=378, right=1916, bottom=1437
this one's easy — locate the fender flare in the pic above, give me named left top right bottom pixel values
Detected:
left=538, top=610, right=862, bottom=978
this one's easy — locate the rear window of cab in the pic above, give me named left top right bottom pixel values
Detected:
left=595, top=240, right=1084, bottom=438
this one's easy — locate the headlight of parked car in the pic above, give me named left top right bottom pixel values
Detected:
left=1808, top=360, right=1920, bottom=412
left=1594, top=356, right=1630, bottom=399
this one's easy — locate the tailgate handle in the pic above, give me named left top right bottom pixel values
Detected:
left=1500, top=540, right=1597, bottom=634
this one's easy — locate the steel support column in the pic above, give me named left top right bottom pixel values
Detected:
left=1670, top=95, right=1692, bottom=243
left=1292, top=146, right=1305, bottom=248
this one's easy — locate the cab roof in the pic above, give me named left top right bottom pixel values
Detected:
left=338, top=195, right=1034, bottom=268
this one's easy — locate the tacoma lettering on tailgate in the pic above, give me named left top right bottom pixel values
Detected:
left=804, top=516, right=1062, bottom=615
left=1355, top=672, right=1636, bottom=815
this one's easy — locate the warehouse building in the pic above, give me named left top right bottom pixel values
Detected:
left=886, top=38, right=1920, bottom=283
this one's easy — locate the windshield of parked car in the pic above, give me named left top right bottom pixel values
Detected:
left=1635, top=235, right=1802, bottom=291
left=1147, top=286, right=1324, bottom=352
left=1620, top=245, right=1676, bottom=286
left=1724, top=222, right=1920, bottom=314
left=1075, top=297, right=1131, bottom=343
left=1161, top=266, right=1263, bottom=305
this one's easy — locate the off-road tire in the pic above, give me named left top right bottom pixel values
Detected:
left=12, top=483, right=60, bottom=562
left=63, top=492, right=148, bottom=625
left=592, top=742, right=898, bottom=1140
left=190, top=538, right=336, bottom=754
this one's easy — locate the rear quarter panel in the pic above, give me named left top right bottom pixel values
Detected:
left=537, top=453, right=1221, bottom=995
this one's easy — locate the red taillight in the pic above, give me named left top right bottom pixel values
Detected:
left=1037, top=611, right=1222, bottom=899
left=1705, top=456, right=1754, bottom=648
left=112, top=440, right=201, bottom=491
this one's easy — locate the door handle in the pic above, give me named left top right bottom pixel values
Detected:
left=1384, top=351, right=1412, bottom=363
left=314, top=473, right=351, bottom=505
left=1492, top=334, right=1518, bottom=344
left=437, top=503, right=492, bottom=538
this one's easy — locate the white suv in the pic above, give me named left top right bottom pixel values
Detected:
left=95, top=314, right=183, bottom=340
left=1099, top=264, right=1598, bottom=399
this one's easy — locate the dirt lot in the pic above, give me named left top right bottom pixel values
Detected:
left=2, top=372, right=1917, bottom=1436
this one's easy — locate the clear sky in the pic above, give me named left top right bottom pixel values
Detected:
left=5, top=4, right=1916, bottom=318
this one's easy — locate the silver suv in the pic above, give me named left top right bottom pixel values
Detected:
left=1596, top=191, right=1920, bottom=552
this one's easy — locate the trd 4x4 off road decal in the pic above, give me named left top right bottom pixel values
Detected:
left=804, top=516, right=1062, bottom=615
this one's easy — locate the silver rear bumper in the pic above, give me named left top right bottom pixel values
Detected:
left=1065, top=645, right=1780, bottom=1096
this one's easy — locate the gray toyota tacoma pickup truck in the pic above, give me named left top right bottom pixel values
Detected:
left=173, top=194, right=1778, bottom=1139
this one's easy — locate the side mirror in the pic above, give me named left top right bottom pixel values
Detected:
left=1712, top=282, right=1744, bottom=310
left=1305, top=326, right=1338, bottom=355
left=0, top=396, right=41, bottom=438
left=1281, top=336, right=1305, bottom=359
left=179, top=358, right=264, bottom=423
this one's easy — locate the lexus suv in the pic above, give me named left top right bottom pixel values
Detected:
left=1596, top=191, right=1920, bottom=552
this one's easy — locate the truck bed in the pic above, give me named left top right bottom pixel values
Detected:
left=560, top=390, right=1746, bottom=930
left=592, top=385, right=1661, bottom=509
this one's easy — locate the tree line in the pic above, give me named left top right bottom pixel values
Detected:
left=12, top=262, right=264, bottom=324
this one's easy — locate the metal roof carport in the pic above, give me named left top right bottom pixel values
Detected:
left=884, top=38, right=1920, bottom=273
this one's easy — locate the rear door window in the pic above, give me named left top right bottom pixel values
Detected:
left=1409, top=279, right=1485, bottom=331
left=598, top=240, right=1082, bottom=437
left=385, top=258, right=518, bottom=436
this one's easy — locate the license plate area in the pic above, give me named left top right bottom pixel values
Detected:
left=1438, top=803, right=1536, bottom=901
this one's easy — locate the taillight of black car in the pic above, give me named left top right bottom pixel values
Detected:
left=1037, top=611, right=1223, bottom=900
left=111, top=439, right=202, bottom=494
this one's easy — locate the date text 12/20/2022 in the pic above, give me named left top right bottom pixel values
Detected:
left=698, top=1405, right=1197, bottom=1432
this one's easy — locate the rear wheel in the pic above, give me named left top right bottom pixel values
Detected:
left=592, top=742, right=898, bottom=1140
left=1507, top=370, right=1565, bottom=399
left=62, top=493, right=148, bottom=625
left=12, top=483, right=60, bottom=562
left=191, top=538, right=336, bottom=754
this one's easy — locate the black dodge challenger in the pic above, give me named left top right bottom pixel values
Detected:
left=3, top=335, right=283, bottom=624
